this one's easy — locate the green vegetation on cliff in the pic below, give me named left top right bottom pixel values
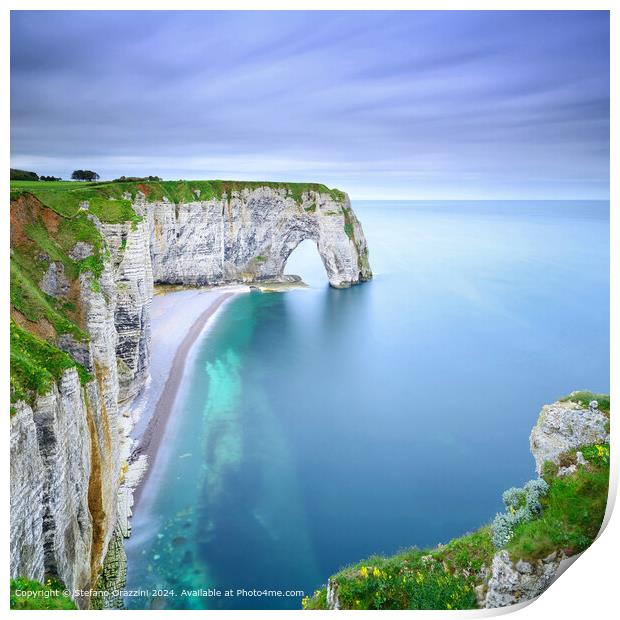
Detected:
left=10, top=192, right=106, bottom=346
left=10, top=577, right=76, bottom=610
left=304, top=395, right=610, bottom=610
left=560, top=390, right=610, bottom=414
left=9, top=190, right=109, bottom=409
left=11, top=180, right=140, bottom=223
left=11, top=178, right=346, bottom=209
left=508, top=443, right=609, bottom=562
left=10, top=321, right=90, bottom=406
left=303, top=527, right=494, bottom=610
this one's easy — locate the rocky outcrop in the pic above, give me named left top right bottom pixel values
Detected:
left=530, top=399, right=609, bottom=474
left=91, top=525, right=127, bottom=610
left=485, top=396, right=609, bottom=608
left=40, top=261, right=70, bottom=298
left=326, top=579, right=340, bottom=609
left=484, top=550, right=565, bottom=608
left=146, top=187, right=371, bottom=288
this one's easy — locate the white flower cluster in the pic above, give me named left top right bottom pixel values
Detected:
left=491, top=478, right=550, bottom=548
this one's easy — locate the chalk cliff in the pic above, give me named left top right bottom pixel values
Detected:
left=146, top=186, right=370, bottom=288
left=529, top=397, right=610, bottom=475
left=9, top=180, right=372, bottom=607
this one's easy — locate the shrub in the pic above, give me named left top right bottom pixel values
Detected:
left=581, top=444, right=610, bottom=467
left=112, top=175, right=162, bottom=182
left=10, top=168, right=39, bottom=181
left=491, top=479, right=549, bottom=548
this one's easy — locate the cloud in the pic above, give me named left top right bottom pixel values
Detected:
left=10, top=10, right=610, bottom=199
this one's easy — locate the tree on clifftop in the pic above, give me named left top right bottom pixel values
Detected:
left=71, top=170, right=100, bottom=182
left=10, top=168, right=39, bottom=181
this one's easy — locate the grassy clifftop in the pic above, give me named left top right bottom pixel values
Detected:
left=10, top=179, right=346, bottom=212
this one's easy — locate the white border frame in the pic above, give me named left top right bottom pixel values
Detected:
left=2, top=2, right=616, bottom=618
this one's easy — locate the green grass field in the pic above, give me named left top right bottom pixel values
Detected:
left=11, top=180, right=94, bottom=190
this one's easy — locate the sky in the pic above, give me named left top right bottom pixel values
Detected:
left=10, top=10, right=610, bottom=199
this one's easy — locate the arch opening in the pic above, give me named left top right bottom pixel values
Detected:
left=283, top=239, right=328, bottom=288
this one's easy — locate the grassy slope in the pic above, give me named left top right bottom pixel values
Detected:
left=10, top=320, right=90, bottom=404
left=507, top=451, right=609, bottom=562
left=304, top=395, right=610, bottom=610
left=304, top=528, right=494, bottom=610
left=9, top=188, right=123, bottom=406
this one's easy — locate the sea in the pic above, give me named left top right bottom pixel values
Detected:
left=124, top=200, right=609, bottom=609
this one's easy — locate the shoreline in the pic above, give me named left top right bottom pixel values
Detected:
left=130, top=289, right=239, bottom=507
left=124, top=278, right=306, bottom=516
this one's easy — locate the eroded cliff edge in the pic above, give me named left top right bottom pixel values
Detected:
left=305, top=392, right=610, bottom=611
left=9, top=180, right=372, bottom=608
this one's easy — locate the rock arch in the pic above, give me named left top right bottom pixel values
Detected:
left=145, top=186, right=372, bottom=289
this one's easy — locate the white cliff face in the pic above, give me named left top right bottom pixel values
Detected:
left=10, top=185, right=372, bottom=605
left=9, top=370, right=93, bottom=600
left=101, top=216, right=153, bottom=403
left=37, top=370, right=93, bottom=597
left=146, top=187, right=371, bottom=288
left=10, top=405, right=46, bottom=584
left=530, top=399, right=609, bottom=474
left=484, top=550, right=564, bottom=608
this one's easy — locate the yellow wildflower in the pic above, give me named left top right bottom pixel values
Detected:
left=373, top=567, right=381, bottom=578
left=360, top=566, right=368, bottom=578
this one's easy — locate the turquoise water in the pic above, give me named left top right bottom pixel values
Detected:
left=125, top=201, right=609, bottom=610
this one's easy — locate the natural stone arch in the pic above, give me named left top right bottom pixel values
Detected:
left=147, top=186, right=372, bottom=289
